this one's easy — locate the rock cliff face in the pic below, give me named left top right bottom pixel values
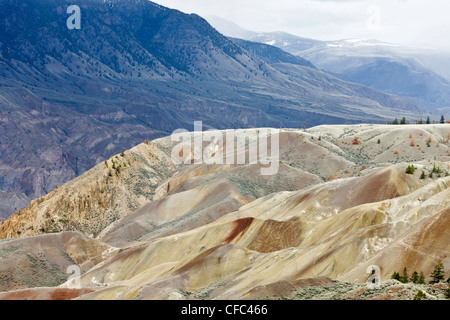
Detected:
left=1, top=124, right=449, bottom=299
left=0, top=0, right=423, bottom=219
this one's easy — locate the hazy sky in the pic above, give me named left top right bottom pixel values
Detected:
left=155, top=0, right=450, bottom=50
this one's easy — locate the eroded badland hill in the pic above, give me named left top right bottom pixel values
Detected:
left=1, top=124, right=450, bottom=300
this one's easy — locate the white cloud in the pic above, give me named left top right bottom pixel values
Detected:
left=155, top=0, right=450, bottom=50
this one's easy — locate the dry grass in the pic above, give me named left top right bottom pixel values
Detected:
left=352, top=136, right=361, bottom=145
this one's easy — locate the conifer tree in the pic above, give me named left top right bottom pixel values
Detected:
left=418, top=271, right=425, bottom=284
left=400, top=267, right=409, bottom=283
left=420, top=171, right=426, bottom=179
left=391, top=271, right=401, bottom=281
left=429, top=263, right=445, bottom=284
left=410, top=271, right=419, bottom=284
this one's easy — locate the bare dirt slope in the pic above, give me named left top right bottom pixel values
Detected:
left=1, top=124, right=450, bottom=300
left=0, top=231, right=118, bottom=292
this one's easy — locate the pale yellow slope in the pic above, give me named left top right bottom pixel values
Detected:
left=0, top=141, right=176, bottom=239
left=75, top=166, right=450, bottom=300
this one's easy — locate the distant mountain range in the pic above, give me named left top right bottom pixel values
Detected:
left=300, top=40, right=450, bottom=115
left=0, top=0, right=424, bottom=218
left=228, top=37, right=316, bottom=69
left=205, top=16, right=323, bottom=52
left=206, top=16, right=450, bottom=117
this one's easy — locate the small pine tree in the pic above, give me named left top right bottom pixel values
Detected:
left=432, top=164, right=441, bottom=174
left=429, top=262, right=445, bottom=284
left=392, top=118, right=399, bottom=125
left=391, top=271, right=401, bottom=281
left=426, top=116, right=431, bottom=125
left=418, top=271, right=425, bottom=284
left=400, top=117, right=407, bottom=125
left=440, top=115, right=445, bottom=124
left=420, top=171, right=426, bottom=179
left=400, top=267, right=409, bottom=283
left=410, top=271, right=419, bottom=284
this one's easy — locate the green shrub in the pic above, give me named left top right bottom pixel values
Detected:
left=445, top=288, right=450, bottom=300
left=432, top=164, right=441, bottom=174
left=414, top=290, right=426, bottom=300
left=406, top=165, right=416, bottom=175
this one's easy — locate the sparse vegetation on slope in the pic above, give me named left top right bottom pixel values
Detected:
left=0, top=141, right=176, bottom=239
left=1, top=124, right=449, bottom=300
